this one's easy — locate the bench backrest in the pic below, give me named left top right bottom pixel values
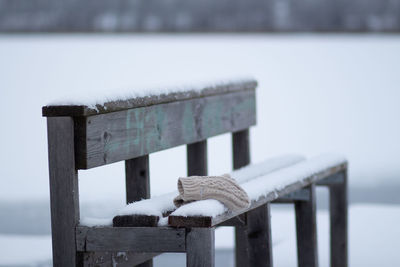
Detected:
left=43, top=79, right=257, bottom=169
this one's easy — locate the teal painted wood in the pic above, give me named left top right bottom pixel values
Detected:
left=75, top=89, right=256, bottom=169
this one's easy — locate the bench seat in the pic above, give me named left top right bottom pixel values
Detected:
left=108, top=153, right=346, bottom=228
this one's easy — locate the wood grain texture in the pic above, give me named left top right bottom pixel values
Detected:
left=186, top=228, right=215, bottom=267
left=76, top=227, right=185, bottom=252
left=75, top=89, right=256, bottom=169
left=187, top=140, right=208, bottom=176
left=42, top=80, right=257, bottom=117
left=168, top=163, right=347, bottom=228
left=83, top=252, right=159, bottom=267
left=232, top=129, right=251, bottom=267
left=316, top=171, right=345, bottom=186
left=295, top=184, right=318, bottom=267
left=47, top=117, right=82, bottom=267
left=329, top=170, right=348, bottom=267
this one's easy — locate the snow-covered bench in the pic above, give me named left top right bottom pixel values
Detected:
left=43, top=79, right=348, bottom=267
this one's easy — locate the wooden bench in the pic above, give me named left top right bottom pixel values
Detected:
left=43, top=79, right=348, bottom=267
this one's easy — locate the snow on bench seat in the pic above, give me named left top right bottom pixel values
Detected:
left=81, top=154, right=304, bottom=227
left=169, top=154, right=347, bottom=227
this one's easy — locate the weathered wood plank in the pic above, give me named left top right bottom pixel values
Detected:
left=186, top=228, right=215, bottom=267
left=187, top=140, right=208, bottom=176
left=47, top=117, right=82, bottom=267
left=316, top=171, right=345, bottom=186
left=330, top=170, right=348, bottom=267
left=76, top=227, right=185, bottom=252
left=113, top=215, right=159, bottom=227
left=232, top=129, right=251, bottom=267
left=295, top=184, right=318, bottom=267
left=75, top=89, right=256, bottom=169
left=42, top=80, right=257, bottom=117
left=83, top=252, right=160, bottom=267
left=168, top=163, right=347, bottom=228
left=218, top=214, right=246, bottom=227
left=273, top=187, right=310, bottom=203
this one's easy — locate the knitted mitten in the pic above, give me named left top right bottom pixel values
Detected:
left=173, top=174, right=250, bottom=211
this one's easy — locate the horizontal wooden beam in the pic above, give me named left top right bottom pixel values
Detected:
left=42, top=80, right=257, bottom=117
left=74, top=89, right=256, bottom=169
left=113, top=215, right=159, bottom=227
left=316, top=172, right=345, bottom=186
left=83, top=251, right=161, bottom=266
left=169, top=162, right=347, bottom=227
left=273, top=188, right=310, bottom=203
left=76, top=226, right=186, bottom=252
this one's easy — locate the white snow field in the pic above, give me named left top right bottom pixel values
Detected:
left=1, top=204, right=399, bottom=266
left=0, top=34, right=400, bottom=265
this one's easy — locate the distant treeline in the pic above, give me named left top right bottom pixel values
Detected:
left=1, top=0, right=400, bottom=32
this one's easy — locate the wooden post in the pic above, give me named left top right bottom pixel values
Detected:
left=126, top=155, right=150, bottom=203
left=295, top=184, right=318, bottom=267
left=245, top=204, right=274, bottom=267
left=125, top=155, right=152, bottom=267
left=330, top=170, right=348, bottom=267
left=187, top=140, right=208, bottom=176
left=232, top=129, right=273, bottom=267
left=232, top=129, right=250, bottom=267
left=47, top=117, right=82, bottom=267
left=186, top=228, right=215, bottom=267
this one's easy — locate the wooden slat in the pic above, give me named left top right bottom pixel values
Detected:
left=76, top=227, right=185, bottom=252
left=330, top=170, right=348, bottom=267
left=295, top=184, right=318, bottom=267
left=232, top=129, right=251, bottom=267
left=75, top=89, right=256, bottom=169
left=42, top=80, right=257, bottom=117
left=187, top=140, right=208, bottom=176
left=218, top=214, right=246, bottom=227
left=47, top=117, right=82, bottom=267
left=316, top=171, right=345, bottom=186
left=186, top=228, right=215, bottom=267
left=273, top=188, right=310, bottom=203
left=113, top=215, right=159, bottom=227
left=83, top=252, right=160, bottom=267
left=168, top=163, right=347, bottom=228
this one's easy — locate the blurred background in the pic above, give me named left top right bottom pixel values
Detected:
left=1, top=0, right=400, bottom=266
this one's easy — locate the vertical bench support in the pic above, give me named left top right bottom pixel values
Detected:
left=329, top=170, right=348, bottom=267
left=187, top=140, right=208, bottom=176
left=47, top=117, right=82, bottom=267
left=232, top=129, right=274, bottom=267
left=295, top=184, right=318, bottom=267
left=186, top=228, right=215, bottom=267
left=126, top=155, right=152, bottom=267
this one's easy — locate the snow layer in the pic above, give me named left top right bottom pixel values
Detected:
left=47, top=77, right=254, bottom=108
left=170, top=154, right=346, bottom=217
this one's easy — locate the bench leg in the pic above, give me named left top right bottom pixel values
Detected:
left=329, top=170, right=348, bottom=267
left=186, top=228, right=215, bottom=267
left=235, top=204, right=274, bottom=267
left=295, top=184, right=318, bottom=267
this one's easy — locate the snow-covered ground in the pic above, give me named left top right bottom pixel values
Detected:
left=1, top=204, right=399, bottom=266
left=0, top=34, right=400, bottom=265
